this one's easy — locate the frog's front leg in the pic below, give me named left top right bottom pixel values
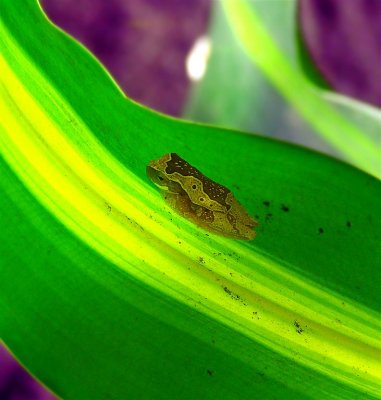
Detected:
left=163, top=191, right=195, bottom=219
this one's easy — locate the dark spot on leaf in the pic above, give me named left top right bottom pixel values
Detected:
left=224, top=287, right=232, bottom=295
left=346, top=221, right=352, bottom=228
left=294, top=320, right=304, bottom=334
left=207, top=369, right=214, bottom=376
left=158, top=176, right=164, bottom=181
left=263, top=200, right=271, bottom=207
left=318, top=227, right=324, bottom=234
left=281, top=204, right=289, bottom=212
left=265, top=213, right=273, bottom=221
left=105, top=202, right=112, bottom=214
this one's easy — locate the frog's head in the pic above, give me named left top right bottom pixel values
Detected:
left=147, top=163, right=171, bottom=190
left=147, top=154, right=182, bottom=193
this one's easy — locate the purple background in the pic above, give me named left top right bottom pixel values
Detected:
left=2, top=0, right=380, bottom=398
left=39, top=0, right=211, bottom=116
left=300, top=0, right=381, bottom=107
left=0, top=345, right=55, bottom=400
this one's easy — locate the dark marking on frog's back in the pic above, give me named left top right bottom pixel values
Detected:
left=165, top=153, right=231, bottom=208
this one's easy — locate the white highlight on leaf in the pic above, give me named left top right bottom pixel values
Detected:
left=186, top=36, right=211, bottom=82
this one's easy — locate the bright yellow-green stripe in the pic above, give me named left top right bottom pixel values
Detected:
left=222, top=0, right=380, bottom=179
left=0, top=53, right=213, bottom=306
left=1, top=23, right=380, bottom=395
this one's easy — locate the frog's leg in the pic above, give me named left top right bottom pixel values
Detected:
left=164, top=191, right=224, bottom=234
left=163, top=192, right=195, bottom=219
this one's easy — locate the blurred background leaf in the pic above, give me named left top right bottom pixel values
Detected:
left=185, top=0, right=381, bottom=178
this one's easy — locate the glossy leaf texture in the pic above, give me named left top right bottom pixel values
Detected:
left=1, top=1, right=381, bottom=399
left=185, top=0, right=381, bottom=179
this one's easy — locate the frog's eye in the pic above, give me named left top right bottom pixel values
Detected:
left=192, top=184, right=197, bottom=189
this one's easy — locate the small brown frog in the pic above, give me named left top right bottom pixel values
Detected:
left=147, top=153, right=257, bottom=240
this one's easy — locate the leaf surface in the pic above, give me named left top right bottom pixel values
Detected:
left=1, top=1, right=380, bottom=399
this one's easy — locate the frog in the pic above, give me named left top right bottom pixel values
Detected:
left=147, top=153, right=257, bottom=240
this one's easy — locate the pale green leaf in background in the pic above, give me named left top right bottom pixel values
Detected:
left=185, top=0, right=381, bottom=179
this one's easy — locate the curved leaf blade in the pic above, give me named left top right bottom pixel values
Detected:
left=1, top=1, right=381, bottom=399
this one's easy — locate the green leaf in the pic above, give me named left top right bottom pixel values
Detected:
left=185, top=0, right=381, bottom=180
left=1, top=1, right=380, bottom=399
